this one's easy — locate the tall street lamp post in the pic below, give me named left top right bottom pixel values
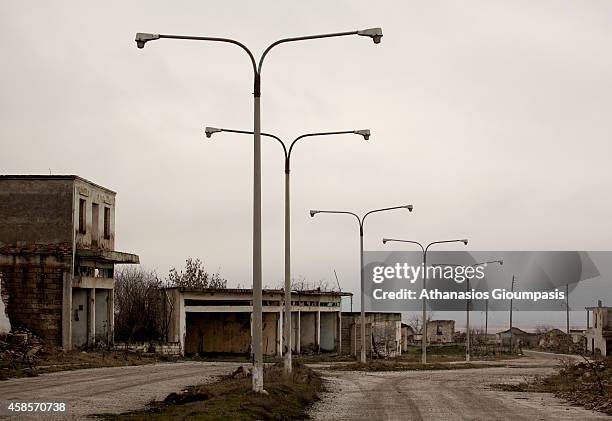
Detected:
left=310, top=205, right=413, bottom=363
left=134, top=27, right=382, bottom=392
left=204, top=127, right=370, bottom=373
left=381, top=238, right=468, bottom=363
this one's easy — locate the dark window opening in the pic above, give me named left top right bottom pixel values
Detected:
left=104, top=207, right=111, bottom=239
left=78, top=198, right=86, bottom=234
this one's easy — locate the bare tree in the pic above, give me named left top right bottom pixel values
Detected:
left=407, top=312, right=435, bottom=334
left=166, top=258, right=227, bottom=289
left=290, top=275, right=333, bottom=292
left=114, top=266, right=163, bottom=342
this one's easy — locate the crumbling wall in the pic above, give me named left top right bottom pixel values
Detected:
left=300, top=312, right=317, bottom=352
left=0, top=245, right=72, bottom=345
left=0, top=273, right=11, bottom=334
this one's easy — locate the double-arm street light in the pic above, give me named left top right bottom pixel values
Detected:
left=310, top=205, right=413, bottom=363
left=135, top=27, right=382, bottom=392
left=382, top=238, right=468, bottom=363
left=433, top=260, right=503, bottom=362
left=204, top=127, right=370, bottom=373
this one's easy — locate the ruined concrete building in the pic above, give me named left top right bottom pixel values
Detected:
left=165, top=288, right=351, bottom=356
left=585, top=302, right=612, bottom=356
left=0, top=175, right=139, bottom=349
left=340, top=312, right=402, bottom=358
left=426, top=320, right=455, bottom=344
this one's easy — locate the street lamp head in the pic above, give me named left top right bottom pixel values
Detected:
left=405, top=205, right=414, bottom=212
left=357, top=28, right=383, bottom=44
left=205, top=126, right=222, bottom=138
left=135, top=33, right=160, bottom=49
left=382, top=238, right=389, bottom=244
left=354, top=129, right=371, bottom=140
left=309, top=210, right=319, bottom=217
left=462, top=239, right=469, bottom=245
left=498, top=260, right=504, bottom=266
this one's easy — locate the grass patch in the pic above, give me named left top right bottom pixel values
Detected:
left=0, top=349, right=177, bottom=380
left=327, top=360, right=491, bottom=372
left=101, top=362, right=322, bottom=421
left=492, top=357, right=612, bottom=415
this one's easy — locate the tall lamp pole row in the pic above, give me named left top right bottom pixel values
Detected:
left=135, top=27, right=382, bottom=392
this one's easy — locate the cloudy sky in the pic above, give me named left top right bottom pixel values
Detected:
left=2, top=1, right=611, bottom=328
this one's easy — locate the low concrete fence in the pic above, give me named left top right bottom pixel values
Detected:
left=113, top=341, right=181, bottom=356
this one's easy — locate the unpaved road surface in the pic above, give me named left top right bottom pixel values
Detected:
left=0, top=361, right=240, bottom=420
left=309, top=351, right=609, bottom=420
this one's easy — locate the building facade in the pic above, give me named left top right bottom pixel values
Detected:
left=340, top=312, right=402, bottom=357
left=0, top=175, right=139, bottom=349
left=426, top=320, right=455, bottom=344
left=585, top=303, right=612, bottom=356
left=164, top=287, right=350, bottom=356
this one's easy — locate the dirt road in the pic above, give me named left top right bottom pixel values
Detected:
left=309, top=351, right=609, bottom=420
left=0, top=361, right=240, bottom=420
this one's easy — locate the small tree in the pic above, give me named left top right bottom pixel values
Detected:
left=166, top=258, right=227, bottom=289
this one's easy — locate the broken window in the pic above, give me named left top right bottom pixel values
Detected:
left=103, top=207, right=111, bottom=239
left=78, top=198, right=87, bottom=234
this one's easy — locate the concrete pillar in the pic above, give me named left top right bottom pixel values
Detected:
left=296, top=310, right=301, bottom=354
left=337, top=311, right=342, bottom=354
left=250, top=311, right=254, bottom=356
left=316, top=309, right=321, bottom=353
left=277, top=311, right=283, bottom=357
left=87, top=288, right=95, bottom=347
left=107, top=287, right=114, bottom=345
left=61, top=271, right=72, bottom=351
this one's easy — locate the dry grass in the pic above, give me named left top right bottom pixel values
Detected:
left=101, top=362, right=322, bottom=421
left=493, top=357, right=612, bottom=415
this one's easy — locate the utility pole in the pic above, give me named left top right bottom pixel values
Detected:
left=509, top=275, right=515, bottom=353
left=566, top=284, right=570, bottom=334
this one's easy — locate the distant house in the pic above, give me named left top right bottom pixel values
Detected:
left=585, top=303, right=612, bottom=356
left=426, top=320, right=455, bottom=344
left=496, top=327, right=538, bottom=348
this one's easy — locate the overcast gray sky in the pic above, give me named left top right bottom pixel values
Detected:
left=2, top=1, right=611, bottom=326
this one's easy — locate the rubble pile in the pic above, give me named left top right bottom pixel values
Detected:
left=0, top=327, right=47, bottom=368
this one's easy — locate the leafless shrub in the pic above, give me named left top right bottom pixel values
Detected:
left=114, top=266, right=163, bottom=342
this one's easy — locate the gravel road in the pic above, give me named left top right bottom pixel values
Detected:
left=309, top=351, right=609, bottom=421
left=0, top=361, right=240, bottom=420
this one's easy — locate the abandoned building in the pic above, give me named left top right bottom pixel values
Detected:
left=426, top=320, right=455, bottom=344
left=340, top=312, right=402, bottom=357
left=164, top=287, right=351, bottom=356
left=496, top=327, right=539, bottom=348
left=0, top=175, right=139, bottom=349
left=585, top=302, right=612, bottom=356
left=401, top=323, right=415, bottom=350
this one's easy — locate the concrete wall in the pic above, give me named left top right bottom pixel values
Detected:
left=0, top=177, right=73, bottom=247
left=340, top=313, right=401, bottom=357
left=320, top=312, right=336, bottom=352
left=185, top=312, right=251, bottom=355
left=71, top=288, right=88, bottom=347
left=300, top=312, right=317, bottom=352
left=94, top=289, right=109, bottom=341
left=262, top=312, right=278, bottom=356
